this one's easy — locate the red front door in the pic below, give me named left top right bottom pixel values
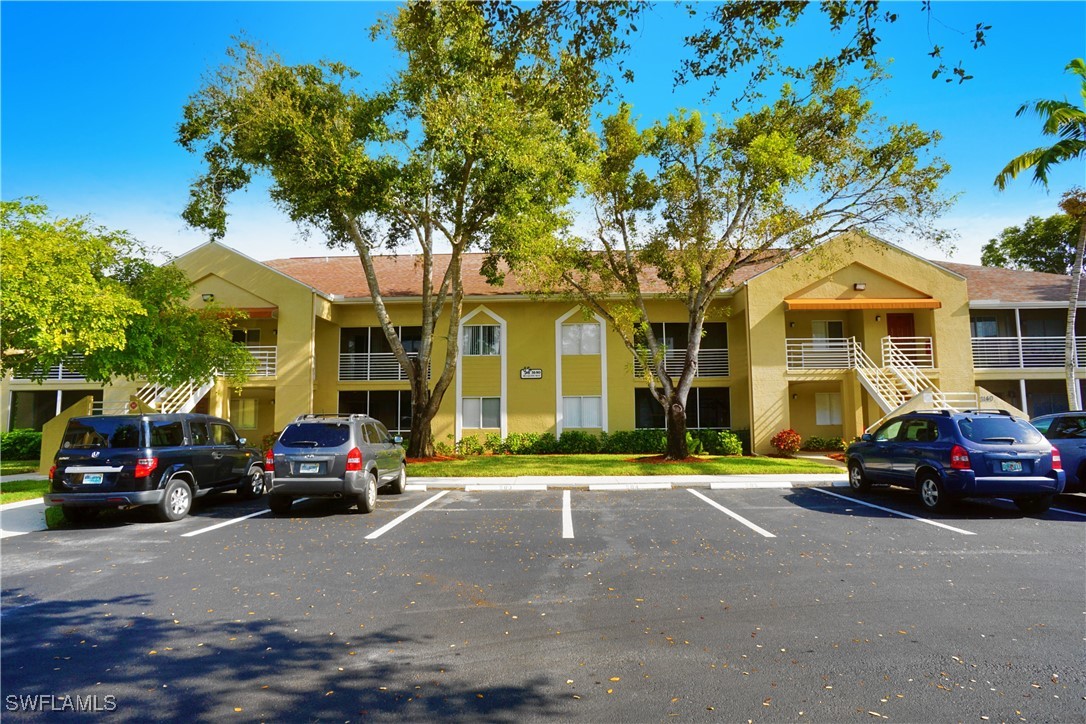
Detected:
left=886, top=313, right=915, bottom=338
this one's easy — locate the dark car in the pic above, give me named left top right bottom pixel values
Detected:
left=264, top=413, right=406, bottom=516
left=846, top=409, right=1065, bottom=514
left=1030, top=412, right=1086, bottom=494
left=46, top=414, right=265, bottom=523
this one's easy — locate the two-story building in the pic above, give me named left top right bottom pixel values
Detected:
left=4, top=232, right=1083, bottom=459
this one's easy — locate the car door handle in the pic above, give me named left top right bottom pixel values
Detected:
left=212, top=452, right=223, bottom=459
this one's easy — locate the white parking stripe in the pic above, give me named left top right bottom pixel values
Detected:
left=180, top=497, right=311, bottom=537
left=562, top=490, right=574, bottom=539
left=810, top=488, right=976, bottom=535
left=365, top=491, right=448, bottom=540
left=1051, top=506, right=1086, bottom=518
left=687, top=489, right=776, bottom=538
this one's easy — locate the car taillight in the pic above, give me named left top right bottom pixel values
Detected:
left=1051, top=447, right=1062, bottom=471
left=345, top=447, right=363, bottom=472
left=950, top=444, right=971, bottom=470
left=264, top=449, right=275, bottom=474
left=48, top=465, right=56, bottom=480
left=135, top=457, right=158, bottom=478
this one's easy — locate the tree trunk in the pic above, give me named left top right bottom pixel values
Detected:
left=664, top=396, right=689, bottom=460
left=406, top=375, right=435, bottom=458
left=1065, top=218, right=1085, bottom=410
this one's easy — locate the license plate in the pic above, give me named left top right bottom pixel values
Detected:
left=1001, top=461, right=1023, bottom=473
left=82, top=473, right=103, bottom=485
left=299, top=463, right=320, bottom=474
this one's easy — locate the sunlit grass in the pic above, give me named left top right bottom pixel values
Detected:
left=0, top=478, right=48, bottom=505
left=407, top=454, right=839, bottom=477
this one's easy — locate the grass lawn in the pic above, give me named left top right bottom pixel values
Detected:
left=1, top=459, right=40, bottom=476
left=0, top=478, right=49, bottom=505
left=407, top=454, right=841, bottom=477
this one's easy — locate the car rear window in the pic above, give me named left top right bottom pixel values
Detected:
left=278, top=423, right=351, bottom=448
left=148, top=421, right=185, bottom=447
left=956, top=417, right=1042, bottom=445
left=62, top=418, right=144, bottom=449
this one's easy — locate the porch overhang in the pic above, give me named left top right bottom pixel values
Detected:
left=784, top=298, right=941, bottom=311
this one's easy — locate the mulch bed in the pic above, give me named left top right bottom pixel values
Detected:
left=626, top=455, right=710, bottom=464
left=406, top=455, right=460, bottom=464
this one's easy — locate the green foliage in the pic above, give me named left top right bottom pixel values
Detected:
left=0, top=429, right=42, bottom=460
left=600, top=429, right=667, bottom=455
left=684, top=432, right=704, bottom=456
left=801, top=436, right=846, bottom=452
left=557, top=430, right=601, bottom=454
left=685, top=429, right=745, bottom=456
left=483, top=433, right=504, bottom=454
left=456, top=436, right=485, bottom=457
left=502, top=432, right=540, bottom=455
left=0, top=199, right=254, bottom=387
left=770, top=429, right=803, bottom=455
left=981, top=213, right=1081, bottom=274
left=261, top=432, right=281, bottom=452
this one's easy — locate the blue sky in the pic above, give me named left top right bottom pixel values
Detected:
left=2, top=1, right=1084, bottom=266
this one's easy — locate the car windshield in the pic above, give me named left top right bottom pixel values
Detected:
left=62, top=418, right=144, bottom=449
left=278, top=423, right=351, bottom=448
left=956, top=417, right=1042, bottom=445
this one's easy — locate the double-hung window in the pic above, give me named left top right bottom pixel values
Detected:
left=463, top=397, right=500, bottom=428
left=464, top=325, right=500, bottom=356
left=563, top=396, right=602, bottom=428
left=561, top=324, right=601, bottom=355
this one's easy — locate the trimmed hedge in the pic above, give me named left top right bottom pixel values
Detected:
left=0, top=429, right=42, bottom=460
left=801, top=436, right=846, bottom=452
left=441, top=428, right=749, bottom=456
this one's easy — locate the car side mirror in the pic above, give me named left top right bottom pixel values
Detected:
left=237, top=437, right=247, bottom=447
left=861, top=433, right=874, bottom=442
left=392, top=436, right=403, bottom=445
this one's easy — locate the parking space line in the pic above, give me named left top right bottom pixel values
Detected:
left=181, top=498, right=311, bottom=537
left=1051, top=505, right=1086, bottom=518
left=687, top=489, right=776, bottom=538
left=810, top=488, right=976, bottom=535
left=364, top=491, right=449, bottom=540
left=562, top=490, right=574, bottom=539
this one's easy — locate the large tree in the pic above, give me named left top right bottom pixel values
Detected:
left=994, top=58, right=1086, bottom=411
left=508, top=75, right=951, bottom=458
left=178, top=2, right=626, bottom=456
left=1, top=199, right=253, bottom=387
left=981, top=213, right=1082, bottom=275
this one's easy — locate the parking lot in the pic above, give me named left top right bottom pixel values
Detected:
left=2, top=485, right=1084, bottom=722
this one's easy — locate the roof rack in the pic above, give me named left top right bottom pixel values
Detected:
left=293, top=413, right=370, bottom=422
left=959, top=409, right=1013, bottom=416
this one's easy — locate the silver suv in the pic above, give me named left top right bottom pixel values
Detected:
left=264, top=414, right=407, bottom=515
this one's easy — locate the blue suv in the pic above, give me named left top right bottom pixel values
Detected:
left=846, top=409, right=1064, bottom=514
left=1030, top=412, right=1086, bottom=494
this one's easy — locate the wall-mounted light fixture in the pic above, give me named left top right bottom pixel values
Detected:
left=789, top=321, right=795, bottom=328
left=201, top=293, right=215, bottom=303
left=792, top=393, right=798, bottom=400
left=875, top=315, right=881, bottom=322
left=853, top=282, right=866, bottom=291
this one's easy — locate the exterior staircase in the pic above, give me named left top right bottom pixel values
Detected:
left=854, top=337, right=980, bottom=431
left=135, top=379, right=214, bottom=414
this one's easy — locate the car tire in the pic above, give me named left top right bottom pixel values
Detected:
left=918, top=473, right=953, bottom=513
left=157, top=477, right=193, bottom=522
left=236, top=467, right=265, bottom=500
left=388, top=464, right=407, bottom=495
left=848, top=462, right=871, bottom=492
left=357, top=473, right=377, bottom=514
left=268, top=494, right=293, bottom=515
left=61, top=505, right=98, bottom=524
left=1014, top=495, right=1053, bottom=515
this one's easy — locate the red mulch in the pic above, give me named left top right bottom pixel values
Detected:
left=626, top=455, right=710, bottom=464
left=825, top=452, right=846, bottom=461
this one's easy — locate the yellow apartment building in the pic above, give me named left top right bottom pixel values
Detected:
left=5, top=232, right=1084, bottom=459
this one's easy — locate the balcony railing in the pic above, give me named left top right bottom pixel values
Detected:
left=340, top=352, right=427, bottom=381
left=632, top=348, right=729, bottom=378
left=972, top=336, right=1086, bottom=368
left=785, top=338, right=854, bottom=369
left=11, top=357, right=87, bottom=382
left=881, top=337, right=934, bottom=368
left=246, top=346, right=277, bottom=377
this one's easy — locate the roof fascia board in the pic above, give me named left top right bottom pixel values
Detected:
left=173, top=242, right=334, bottom=302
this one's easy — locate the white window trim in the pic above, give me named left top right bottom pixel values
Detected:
left=555, top=308, right=608, bottom=436
left=456, top=306, right=507, bottom=440
left=462, top=396, right=502, bottom=429
left=463, top=324, right=501, bottom=356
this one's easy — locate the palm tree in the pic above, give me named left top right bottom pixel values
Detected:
left=995, top=58, right=1086, bottom=411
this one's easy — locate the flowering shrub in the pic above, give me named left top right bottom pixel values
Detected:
left=770, top=428, right=802, bottom=455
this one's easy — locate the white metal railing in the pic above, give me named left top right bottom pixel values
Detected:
left=246, top=346, right=277, bottom=377
left=852, top=341, right=908, bottom=412
left=11, top=357, right=87, bottom=382
left=971, top=336, right=1086, bottom=368
left=882, top=338, right=936, bottom=397
left=137, top=379, right=214, bottom=414
left=632, top=348, right=730, bottom=378
left=881, top=336, right=934, bottom=368
left=339, top=352, right=428, bottom=381
left=785, top=338, right=854, bottom=369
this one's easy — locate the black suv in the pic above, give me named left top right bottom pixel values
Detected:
left=46, top=414, right=265, bottom=523
left=846, top=409, right=1065, bottom=513
left=264, top=413, right=407, bottom=515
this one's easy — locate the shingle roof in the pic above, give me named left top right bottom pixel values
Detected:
left=263, top=252, right=1079, bottom=305
left=263, top=252, right=784, bottom=299
left=933, top=261, right=1083, bottom=304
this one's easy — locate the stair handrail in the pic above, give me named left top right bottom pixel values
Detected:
left=851, top=339, right=906, bottom=411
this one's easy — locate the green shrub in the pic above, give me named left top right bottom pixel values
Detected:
left=715, top=430, right=744, bottom=456
left=261, top=431, right=281, bottom=451
left=802, top=436, right=846, bottom=452
left=557, top=430, right=601, bottom=454
left=600, top=429, right=666, bottom=455
left=434, top=439, right=455, bottom=457
left=483, top=433, right=504, bottom=454
left=531, top=432, right=560, bottom=454
left=0, top=429, right=42, bottom=459
left=457, top=435, right=485, bottom=456
left=770, top=428, right=802, bottom=455
left=504, top=432, right=539, bottom=455
left=685, top=431, right=704, bottom=455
